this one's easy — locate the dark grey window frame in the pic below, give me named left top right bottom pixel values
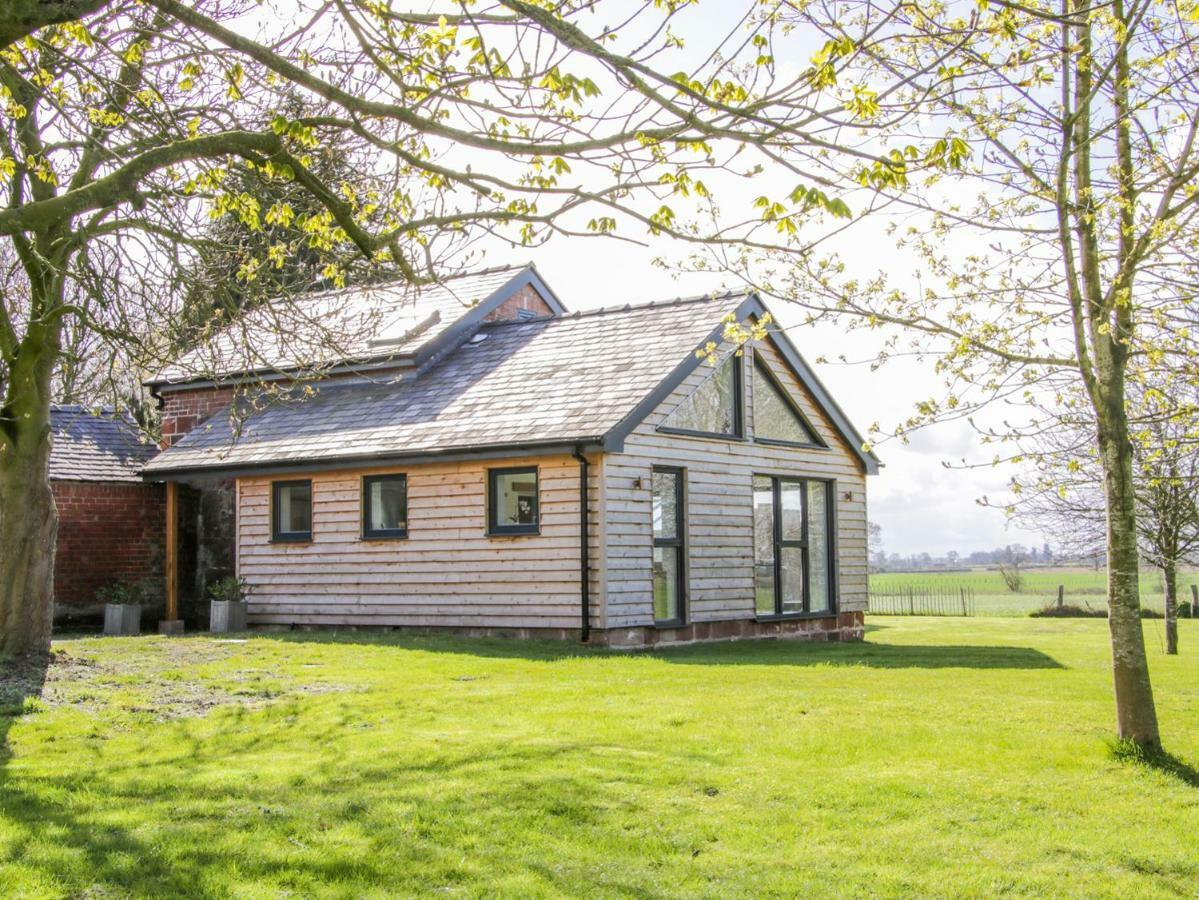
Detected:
left=651, top=466, right=687, bottom=627
left=657, top=353, right=745, bottom=441
left=271, top=478, right=313, bottom=543
left=361, top=473, right=408, bottom=540
left=751, top=354, right=828, bottom=449
left=487, top=465, right=540, bottom=536
left=754, top=475, right=837, bottom=619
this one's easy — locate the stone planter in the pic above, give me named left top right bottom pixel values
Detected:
left=103, top=603, right=142, bottom=636
left=210, top=600, right=248, bottom=633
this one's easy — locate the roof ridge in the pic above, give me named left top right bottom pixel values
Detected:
left=478, top=289, right=748, bottom=330
left=52, top=403, right=121, bottom=415
left=240, top=262, right=532, bottom=309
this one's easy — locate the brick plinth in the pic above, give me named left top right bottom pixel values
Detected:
left=251, top=611, right=866, bottom=648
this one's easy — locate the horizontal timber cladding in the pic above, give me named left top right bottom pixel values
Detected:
left=602, top=336, right=869, bottom=630
left=236, top=452, right=602, bottom=629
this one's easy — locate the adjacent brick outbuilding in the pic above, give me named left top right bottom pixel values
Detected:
left=50, top=406, right=165, bottom=625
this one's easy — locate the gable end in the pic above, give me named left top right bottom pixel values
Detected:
left=602, top=293, right=880, bottom=474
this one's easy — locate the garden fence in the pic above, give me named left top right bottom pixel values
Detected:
left=869, top=585, right=976, bottom=616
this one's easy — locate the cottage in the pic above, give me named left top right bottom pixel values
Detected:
left=49, top=406, right=164, bottom=625
left=142, top=263, right=879, bottom=646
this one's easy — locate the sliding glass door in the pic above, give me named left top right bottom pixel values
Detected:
left=753, top=475, right=834, bottom=616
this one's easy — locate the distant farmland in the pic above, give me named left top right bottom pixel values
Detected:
left=868, top=566, right=1199, bottom=616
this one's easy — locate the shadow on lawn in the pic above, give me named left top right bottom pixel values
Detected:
left=0, top=689, right=676, bottom=896
left=0, top=651, right=217, bottom=895
left=255, top=630, right=1064, bottom=670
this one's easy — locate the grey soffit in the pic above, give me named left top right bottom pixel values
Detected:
left=50, top=406, right=159, bottom=483
left=143, top=292, right=749, bottom=475
left=147, top=263, right=565, bottom=389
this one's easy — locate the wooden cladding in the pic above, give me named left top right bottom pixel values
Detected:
left=238, top=454, right=601, bottom=630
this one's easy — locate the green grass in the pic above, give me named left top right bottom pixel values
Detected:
left=870, top=566, right=1199, bottom=615
left=2, top=619, right=1198, bottom=897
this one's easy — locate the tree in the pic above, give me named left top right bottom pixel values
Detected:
left=730, top=0, right=1199, bottom=750
left=1015, top=389, right=1199, bottom=655
left=997, top=546, right=1027, bottom=594
left=1, top=1, right=952, bottom=655
left=867, top=520, right=885, bottom=572
left=172, top=93, right=392, bottom=352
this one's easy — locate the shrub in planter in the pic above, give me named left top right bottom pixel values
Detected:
left=97, top=581, right=145, bottom=636
left=208, top=576, right=251, bottom=633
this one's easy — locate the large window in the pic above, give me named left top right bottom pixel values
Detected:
left=660, top=354, right=743, bottom=438
left=753, top=475, right=834, bottom=616
left=272, top=479, right=312, bottom=543
left=488, top=467, right=539, bottom=535
left=652, top=467, right=685, bottom=624
left=363, top=474, right=408, bottom=539
left=753, top=357, right=822, bottom=446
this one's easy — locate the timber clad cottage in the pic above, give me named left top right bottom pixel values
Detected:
left=140, top=263, right=879, bottom=646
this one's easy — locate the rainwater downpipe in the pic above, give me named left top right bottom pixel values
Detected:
left=572, top=445, right=591, bottom=643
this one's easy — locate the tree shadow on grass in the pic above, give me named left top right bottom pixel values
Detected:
left=0, top=651, right=49, bottom=760
left=0, top=693, right=685, bottom=897
left=1110, top=739, right=1199, bottom=789
left=254, top=630, right=1063, bottom=670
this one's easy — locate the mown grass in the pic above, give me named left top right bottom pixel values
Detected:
left=2, top=618, right=1197, bottom=898
left=870, top=566, right=1199, bottom=615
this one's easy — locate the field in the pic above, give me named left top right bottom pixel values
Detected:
left=2, top=618, right=1198, bottom=898
left=870, top=566, right=1199, bottom=616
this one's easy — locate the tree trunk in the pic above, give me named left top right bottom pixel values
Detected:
left=1097, top=409, right=1161, bottom=748
left=1163, top=561, right=1178, bottom=656
left=0, top=267, right=63, bottom=657
left=0, top=394, right=57, bottom=657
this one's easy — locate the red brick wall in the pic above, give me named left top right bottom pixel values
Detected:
left=52, top=480, right=166, bottom=615
left=160, top=386, right=235, bottom=446
left=482, top=284, right=553, bottom=323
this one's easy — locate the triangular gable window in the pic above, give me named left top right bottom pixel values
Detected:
left=753, top=356, right=822, bottom=445
left=659, top=353, right=742, bottom=438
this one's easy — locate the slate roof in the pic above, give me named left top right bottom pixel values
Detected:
left=50, top=406, right=159, bottom=483
left=149, top=263, right=558, bottom=387
left=143, top=292, right=749, bottom=475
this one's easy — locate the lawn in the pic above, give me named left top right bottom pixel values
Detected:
left=2, top=618, right=1198, bottom=898
left=870, top=566, right=1199, bottom=615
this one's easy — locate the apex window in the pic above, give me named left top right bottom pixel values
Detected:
left=488, top=467, right=539, bottom=535
left=753, top=476, right=834, bottom=616
left=659, top=353, right=743, bottom=438
left=272, top=479, right=312, bottom=543
left=363, top=474, right=408, bottom=539
left=752, top=357, right=823, bottom=446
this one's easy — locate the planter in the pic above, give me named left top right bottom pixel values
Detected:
left=103, top=603, right=142, bottom=636
left=210, top=600, right=248, bottom=633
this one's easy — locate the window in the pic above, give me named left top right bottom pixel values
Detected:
left=488, top=467, right=539, bottom=535
left=272, top=480, right=312, bottom=542
left=753, top=357, right=821, bottom=446
left=363, top=474, right=408, bottom=539
left=752, top=475, right=834, bottom=616
left=652, top=468, right=685, bottom=624
left=660, top=353, right=743, bottom=438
